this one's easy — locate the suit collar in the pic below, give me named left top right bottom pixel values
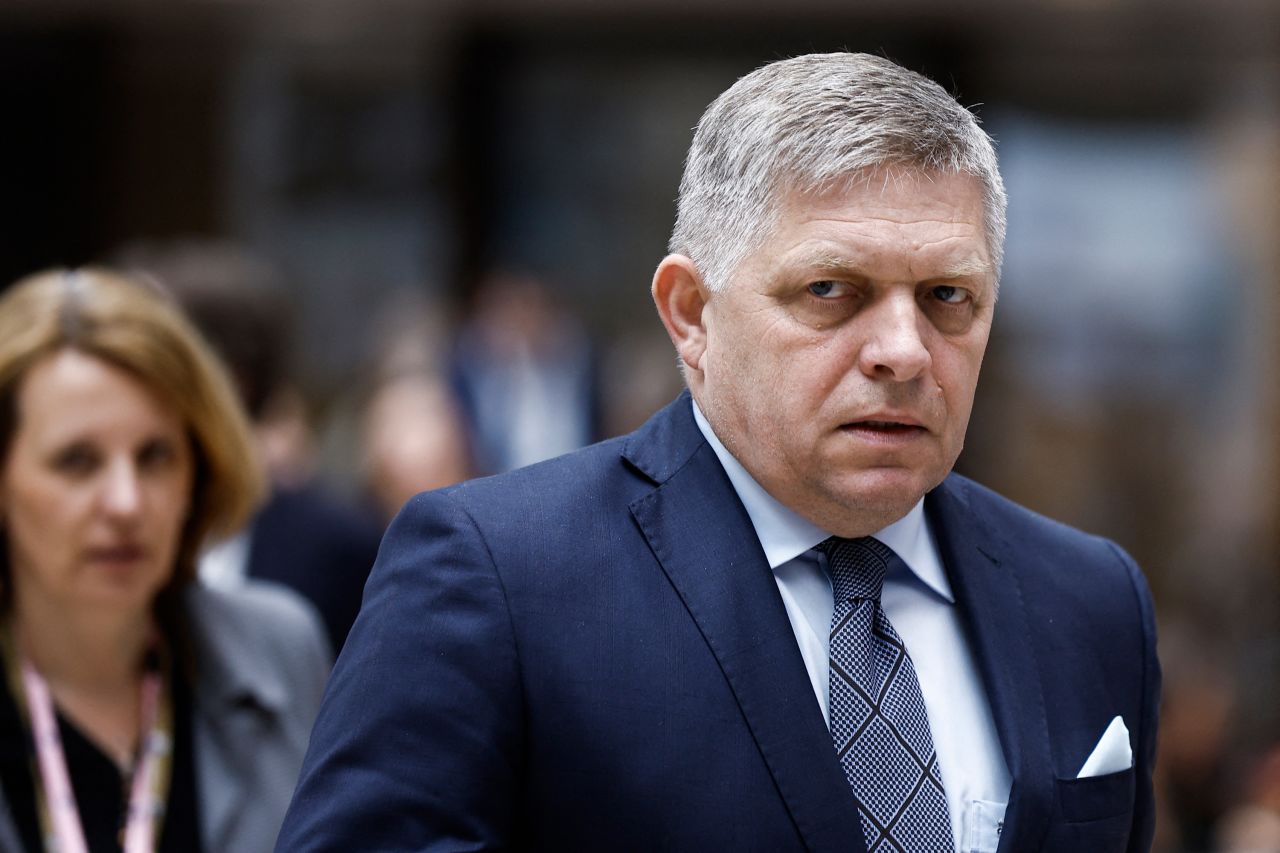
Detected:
left=183, top=584, right=290, bottom=851
left=689, top=396, right=828, bottom=568
left=621, top=390, right=704, bottom=485
left=626, top=395, right=866, bottom=853
left=185, top=585, right=289, bottom=715
left=926, top=475, right=1055, bottom=852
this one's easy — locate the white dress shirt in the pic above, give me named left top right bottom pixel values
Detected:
left=692, top=400, right=1011, bottom=853
left=198, top=529, right=252, bottom=590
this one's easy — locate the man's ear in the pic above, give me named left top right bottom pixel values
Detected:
left=651, top=254, right=711, bottom=374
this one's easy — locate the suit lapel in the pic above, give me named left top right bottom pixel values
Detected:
left=625, top=396, right=864, bottom=853
left=927, top=476, right=1054, bottom=852
left=185, top=586, right=290, bottom=851
left=192, top=703, right=254, bottom=851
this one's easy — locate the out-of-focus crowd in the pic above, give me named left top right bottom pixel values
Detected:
left=0, top=246, right=650, bottom=851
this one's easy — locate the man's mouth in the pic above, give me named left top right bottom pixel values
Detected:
left=840, top=420, right=928, bottom=436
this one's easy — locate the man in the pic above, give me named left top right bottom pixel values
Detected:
left=277, top=53, right=1159, bottom=853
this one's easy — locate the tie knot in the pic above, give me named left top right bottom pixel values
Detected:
left=819, top=536, right=892, bottom=603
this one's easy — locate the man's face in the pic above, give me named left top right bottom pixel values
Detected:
left=691, top=170, right=995, bottom=536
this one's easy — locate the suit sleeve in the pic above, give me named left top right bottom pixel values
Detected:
left=1110, top=541, right=1161, bottom=853
left=275, top=488, right=525, bottom=852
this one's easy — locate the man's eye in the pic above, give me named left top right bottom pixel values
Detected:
left=932, top=285, right=966, bottom=304
left=808, top=281, right=841, bottom=298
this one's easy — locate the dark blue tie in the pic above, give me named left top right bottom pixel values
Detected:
left=821, top=536, right=954, bottom=852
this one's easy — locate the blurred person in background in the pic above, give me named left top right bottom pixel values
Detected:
left=449, top=270, right=602, bottom=474
left=118, top=241, right=384, bottom=657
left=1151, top=626, right=1236, bottom=851
left=279, top=53, right=1158, bottom=852
left=1215, top=744, right=1280, bottom=852
left=0, top=268, right=329, bottom=852
left=361, top=372, right=472, bottom=524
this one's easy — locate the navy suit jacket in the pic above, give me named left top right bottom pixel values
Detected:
left=277, top=393, right=1160, bottom=852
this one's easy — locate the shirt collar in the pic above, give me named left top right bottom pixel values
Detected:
left=691, top=397, right=954, bottom=603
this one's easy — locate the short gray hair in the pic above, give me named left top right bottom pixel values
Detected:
left=669, top=52, right=1007, bottom=292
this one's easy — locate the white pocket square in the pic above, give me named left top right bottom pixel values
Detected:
left=1077, top=715, right=1133, bottom=778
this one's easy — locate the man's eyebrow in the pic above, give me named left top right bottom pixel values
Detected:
left=786, top=248, right=868, bottom=276
left=937, top=257, right=994, bottom=279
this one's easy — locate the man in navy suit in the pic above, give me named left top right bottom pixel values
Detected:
left=278, top=52, right=1159, bottom=852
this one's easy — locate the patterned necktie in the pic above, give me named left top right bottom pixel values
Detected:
left=821, top=536, right=954, bottom=852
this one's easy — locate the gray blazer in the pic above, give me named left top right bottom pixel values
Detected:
left=0, top=581, right=331, bottom=853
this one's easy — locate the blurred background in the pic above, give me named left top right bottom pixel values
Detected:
left=0, top=0, right=1277, bottom=849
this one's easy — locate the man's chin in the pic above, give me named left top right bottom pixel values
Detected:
left=808, top=469, right=941, bottom=537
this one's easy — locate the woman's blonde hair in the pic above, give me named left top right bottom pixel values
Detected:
left=0, top=267, right=264, bottom=597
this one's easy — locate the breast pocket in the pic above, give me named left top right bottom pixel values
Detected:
left=1058, top=767, right=1134, bottom=822
left=1044, top=769, right=1135, bottom=852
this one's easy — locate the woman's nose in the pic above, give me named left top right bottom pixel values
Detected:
left=100, top=459, right=143, bottom=519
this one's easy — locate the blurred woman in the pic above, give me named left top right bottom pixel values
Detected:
left=0, top=268, right=330, bottom=852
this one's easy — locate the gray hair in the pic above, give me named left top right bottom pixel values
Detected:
left=669, top=52, right=1007, bottom=292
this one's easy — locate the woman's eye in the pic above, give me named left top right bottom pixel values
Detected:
left=808, top=281, right=841, bottom=299
left=52, top=445, right=99, bottom=475
left=138, top=439, right=177, bottom=469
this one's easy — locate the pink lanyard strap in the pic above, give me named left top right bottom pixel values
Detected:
left=19, top=655, right=172, bottom=853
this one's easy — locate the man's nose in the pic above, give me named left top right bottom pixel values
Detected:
left=856, top=293, right=931, bottom=382
left=100, top=459, right=143, bottom=519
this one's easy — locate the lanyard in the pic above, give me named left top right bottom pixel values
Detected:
left=5, top=633, right=174, bottom=853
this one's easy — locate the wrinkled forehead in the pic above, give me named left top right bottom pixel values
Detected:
left=769, top=166, right=991, bottom=250
left=730, top=170, right=993, bottom=285
left=775, top=164, right=982, bottom=214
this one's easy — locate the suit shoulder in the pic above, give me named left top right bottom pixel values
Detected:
left=942, top=468, right=1152, bottom=594
left=382, top=434, right=650, bottom=595
left=407, top=395, right=698, bottom=524
left=938, top=473, right=1156, bottom=648
left=435, top=435, right=637, bottom=513
left=942, top=472, right=1124, bottom=559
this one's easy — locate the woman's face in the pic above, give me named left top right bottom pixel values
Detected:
left=0, top=349, right=194, bottom=619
